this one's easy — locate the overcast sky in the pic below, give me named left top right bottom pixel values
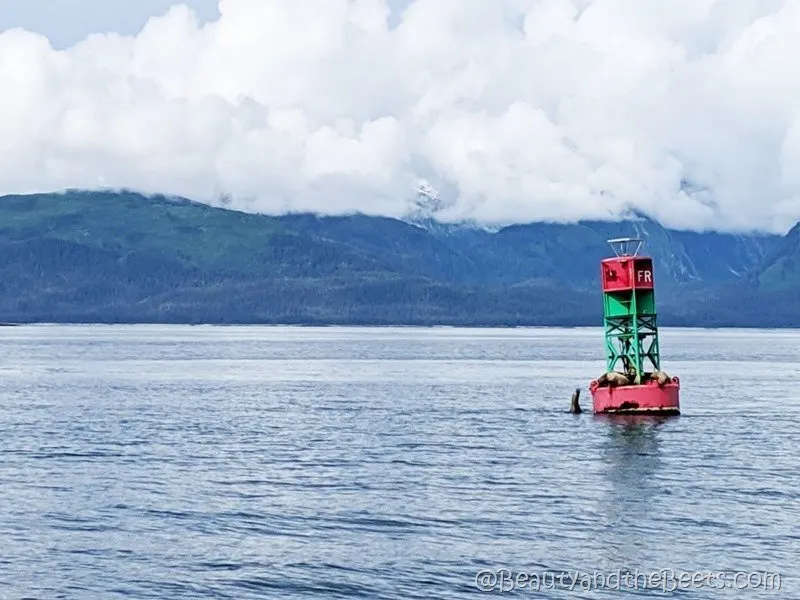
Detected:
left=0, top=0, right=798, bottom=233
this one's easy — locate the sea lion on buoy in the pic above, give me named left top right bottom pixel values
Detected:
left=604, top=372, right=630, bottom=387
left=625, top=365, right=641, bottom=385
left=652, top=371, right=670, bottom=386
left=570, top=388, right=582, bottom=414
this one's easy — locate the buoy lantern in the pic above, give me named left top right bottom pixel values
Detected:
left=589, top=237, right=680, bottom=415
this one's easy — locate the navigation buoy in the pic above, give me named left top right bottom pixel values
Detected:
left=589, top=238, right=680, bottom=415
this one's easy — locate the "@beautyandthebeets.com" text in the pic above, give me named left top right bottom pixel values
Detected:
left=474, top=568, right=782, bottom=593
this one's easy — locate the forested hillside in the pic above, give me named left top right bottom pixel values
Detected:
left=0, top=190, right=789, bottom=326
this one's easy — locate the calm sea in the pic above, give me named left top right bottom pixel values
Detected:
left=0, top=325, right=797, bottom=599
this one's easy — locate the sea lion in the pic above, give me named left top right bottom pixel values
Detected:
left=648, top=371, right=670, bottom=386
left=570, top=388, right=582, bottom=414
left=604, top=372, right=630, bottom=387
left=625, top=365, right=641, bottom=385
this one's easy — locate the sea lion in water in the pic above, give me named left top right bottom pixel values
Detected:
left=570, top=388, right=582, bottom=414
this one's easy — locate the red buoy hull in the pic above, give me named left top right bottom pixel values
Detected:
left=589, top=377, right=680, bottom=415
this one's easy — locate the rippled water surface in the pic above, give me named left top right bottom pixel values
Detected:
left=0, top=325, right=798, bottom=599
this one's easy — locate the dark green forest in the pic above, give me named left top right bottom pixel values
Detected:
left=0, top=190, right=796, bottom=327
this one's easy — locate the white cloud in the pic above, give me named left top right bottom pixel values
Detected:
left=1, top=0, right=799, bottom=232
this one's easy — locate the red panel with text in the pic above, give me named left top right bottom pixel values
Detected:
left=601, top=257, right=654, bottom=292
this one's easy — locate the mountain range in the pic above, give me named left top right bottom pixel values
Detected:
left=0, top=189, right=797, bottom=327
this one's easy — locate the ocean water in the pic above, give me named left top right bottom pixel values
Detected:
left=0, top=325, right=797, bottom=599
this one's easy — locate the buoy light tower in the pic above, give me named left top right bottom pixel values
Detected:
left=589, top=237, right=680, bottom=415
